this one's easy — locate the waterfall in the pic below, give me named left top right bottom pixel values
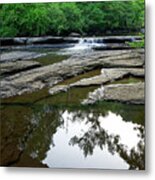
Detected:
left=69, top=38, right=105, bottom=50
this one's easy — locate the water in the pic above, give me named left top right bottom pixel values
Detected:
left=60, top=38, right=106, bottom=55
left=33, top=52, right=70, bottom=66
left=70, top=38, right=105, bottom=50
left=0, top=47, right=145, bottom=169
left=42, top=109, right=144, bottom=169
left=0, top=85, right=145, bottom=169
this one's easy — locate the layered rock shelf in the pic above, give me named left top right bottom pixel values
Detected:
left=0, top=49, right=144, bottom=98
left=0, top=51, right=45, bottom=62
left=0, top=60, right=41, bottom=76
left=48, top=68, right=144, bottom=96
left=70, top=68, right=144, bottom=87
left=0, top=36, right=141, bottom=47
left=82, top=83, right=144, bottom=105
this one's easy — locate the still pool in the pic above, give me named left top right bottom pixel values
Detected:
left=0, top=91, right=145, bottom=169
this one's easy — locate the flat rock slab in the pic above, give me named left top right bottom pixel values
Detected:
left=71, top=68, right=144, bottom=87
left=49, top=85, right=69, bottom=95
left=0, top=51, right=44, bottom=62
left=93, top=43, right=132, bottom=50
left=82, top=82, right=144, bottom=105
left=0, top=60, right=41, bottom=75
left=48, top=68, right=144, bottom=96
left=0, top=49, right=144, bottom=98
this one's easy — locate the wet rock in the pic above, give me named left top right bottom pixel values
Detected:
left=0, top=37, right=27, bottom=46
left=102, top=36, right=142, bottom=43
left=27, top=36, right=79, bottom=44
left=0, top=38, right=16, bottom=46
left=103, top=83, right=144, bottom=104
left=0, top=49, right=144, bottom=98
left=27, top=37, right=64, bottom=45
left=71, top=68, right=144, bottom=87
left=82, top=82, right=144, bottom=105
left=0, top=60, right=41, bottom=76
left=14, top=37, right=27, bottom=45
left=48, top=68, right=144, bottom=97
left=0, top=51, right=44, bottom=62
left=0, top=36, right=79, bottom=47
left=0, top=36, right=141, bottom=47
left=49, top=85, right=69, bottom=95
left=93, top=44, right=132, bottom=50
left=63, top=37, right=79, bottom=43
left=69, top=32, right=81, bottom=37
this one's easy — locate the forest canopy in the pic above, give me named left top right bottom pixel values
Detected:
left=0, top=0, right=144, bottom=37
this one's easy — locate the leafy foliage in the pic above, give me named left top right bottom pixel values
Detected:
left=128, top=33, right=144, bottom=48
left=0, top=0, right=144, bottom=37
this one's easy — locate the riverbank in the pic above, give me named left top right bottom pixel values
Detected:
left=0, top=36, right=145, bottom=169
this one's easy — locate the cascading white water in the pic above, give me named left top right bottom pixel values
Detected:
left=69, top=38, right=105, bottom=50
left=59, top=37, right=106, bottom=55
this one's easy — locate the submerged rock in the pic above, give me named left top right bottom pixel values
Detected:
left=82, top=82, right=144, bottom=105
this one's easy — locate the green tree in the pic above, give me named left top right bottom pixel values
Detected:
left=0, top=0, right=145, bottom=37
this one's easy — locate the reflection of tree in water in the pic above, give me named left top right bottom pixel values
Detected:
left=15, top=101, right=144, bottom=169
left=115, top=126, right=145, bottom=170
left=69, top=111, right=145, bottom=170
left=18, top=105, right=63, bottom=163
left=92, top=102, right=144, bottom=125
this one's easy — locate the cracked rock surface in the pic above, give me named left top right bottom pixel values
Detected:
left=82, top=82, right=144, bottom=105
left=0, top=49, right=144, bottom=98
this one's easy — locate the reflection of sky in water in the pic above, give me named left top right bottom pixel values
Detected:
left=98, top=112, right=142, bottom=150
left=42, top=110, right=144, bottom=169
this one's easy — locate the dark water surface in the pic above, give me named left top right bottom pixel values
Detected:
left=0, top=85, right=145, bottom=169
left=0, top=49, right=145, bottom=169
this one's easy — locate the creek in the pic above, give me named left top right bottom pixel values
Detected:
left=0, top=37, right=145, bottom=169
